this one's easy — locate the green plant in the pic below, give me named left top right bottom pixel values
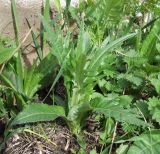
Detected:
left=0, top=53, right=58, bottom=108
left=0, top=0, right=58, bottom=109
left=128, top=130, right=160, bottom=154
left=0, top=99, right=7, bottom=119
left=10, top=17, right=148, bottom=139
left=1, top=0, right=160, bottom=153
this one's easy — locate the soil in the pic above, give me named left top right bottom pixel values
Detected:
left=0, top=0, right=41, bottom=46
left=4, top=122, right=78, bottom=154
left=0, top=120, right=5, bottom=143
left=0, top=0, right=55, bottom=67
left=2, top=118, right=101, bottom=154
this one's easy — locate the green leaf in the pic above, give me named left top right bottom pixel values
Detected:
left=89, top=33, right=136, bottom=69
left=24, top=53, right=57, bottom=98
left=67, top=102, right=91, bottom=123
left=26, top=19, right=42, bottom=61
left=42, top=0, right=50, bottom=54
left=136, top=100, right=150, bottom=118
left=140, top=21, right=160, bottom=59
left=116, top=144, right=129, bottom=154
left=117, top=73, right=143, bottom=87
left=150, top=78, right=160, bottom=94
left=0, top=47, right=15, bottom=65
left=11, top=104, right=65, bottom=125
left=16, top=51, right=23, bottom=92
left=104, top=0, right=125, bottom=23
left=128, top=130, right=160, bottom=154
left=90, top=149, right=97, bottom=154
left=90, top=95, right=149, bottom=126
left=41, top=16, right=66, bottom=64
left=11, top=0, right=19, bottom=46
left=0, top=73, right=17, bottom=92
left=0, top=99, right=7, bottom=118
left=55, top=0, right=62, bottom=13
left=148, top=97, right=160, bottom=123
left=100, top=117, right=114, bottom=143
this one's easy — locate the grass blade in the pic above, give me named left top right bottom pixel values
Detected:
left=11, top=0, right=23, bottom=89
left=26, top=19, right=42, bottom=61
left=42, top=0, right=50, bottom=57
left=11, top=0, right=19, bottom=46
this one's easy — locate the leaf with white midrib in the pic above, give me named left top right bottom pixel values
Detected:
left=11, top=104, right=65, bottom=125
left=90, top=33, right=136, bottom=69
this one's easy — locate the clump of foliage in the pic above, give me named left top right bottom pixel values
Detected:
left=0, top=0, right=160, bottom=153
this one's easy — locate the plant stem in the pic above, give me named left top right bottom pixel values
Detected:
left=11, top=0, right=19, bottom=46
left=109, top=122, right=118, bottom=154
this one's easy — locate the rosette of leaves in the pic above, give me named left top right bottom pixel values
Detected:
left=0, top=53, right=58, bottom=109
left=10, top=18, right=149, bottom=140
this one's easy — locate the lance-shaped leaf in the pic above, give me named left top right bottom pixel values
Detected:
left=0, top=47, right=15, bottom=65
left=11, top=104, right=65, bottom=125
